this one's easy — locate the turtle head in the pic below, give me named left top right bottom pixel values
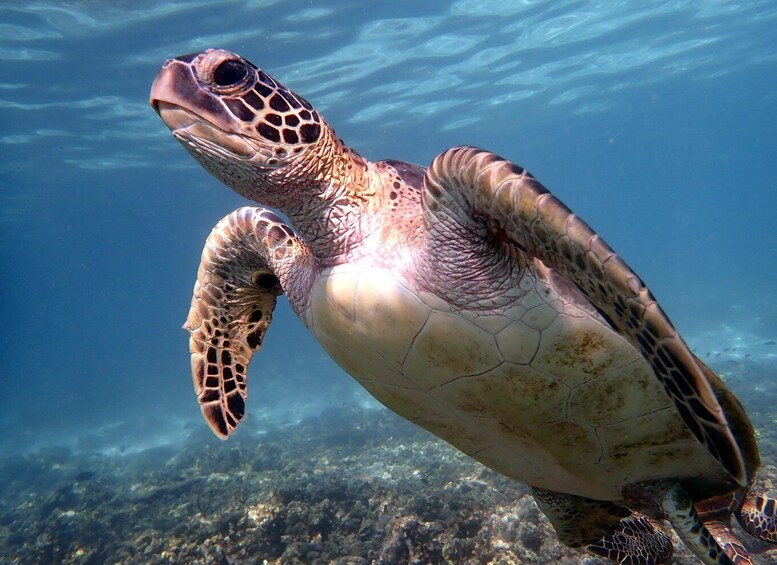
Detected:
left=151, top=49, right=344, bottom=205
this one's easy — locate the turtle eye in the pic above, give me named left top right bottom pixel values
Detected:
left=213, top=60, right=249, bottom=87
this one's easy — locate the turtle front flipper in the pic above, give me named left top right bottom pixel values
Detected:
left=422, top=146, right=745, bottom=486
left=185, top=207, right=309, bottom=438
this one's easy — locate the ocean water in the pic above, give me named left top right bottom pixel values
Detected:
left=1, top=1, right=776, bottom=563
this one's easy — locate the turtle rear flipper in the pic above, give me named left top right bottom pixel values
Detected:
left=185, top=207, right=308, bottom=438
left=696, top=494, right=755, bottom=565
left=531, top=486, right=629, bottom=548
left=736, top=494, right=777, bottom=544
left=588, top=516, right=673, bottom=565
left=532, top=487, right=672, bottom=564
left=661, top=484, right=737, bottom=565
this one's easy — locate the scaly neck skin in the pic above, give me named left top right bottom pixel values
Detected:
left=257, top=127, right=378, bottom=267
left=285, top=165, right=375, bottom=266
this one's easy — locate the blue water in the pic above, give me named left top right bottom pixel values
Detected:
left=1, top=0, right=776, bottom=465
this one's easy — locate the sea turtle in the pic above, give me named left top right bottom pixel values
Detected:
left=150, top=49, right=776, bottom=564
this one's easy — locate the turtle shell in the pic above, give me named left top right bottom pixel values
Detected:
left=305, top=260, right=745, bottom=502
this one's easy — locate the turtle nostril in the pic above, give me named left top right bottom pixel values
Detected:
left=213, top=60, right=249, bottom=87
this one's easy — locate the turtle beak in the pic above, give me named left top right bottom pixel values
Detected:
left=150, top=58, right=171, bottom=113
left=150, top=53, right=259, bottom=162
left=150, top=56, right=212, bottom=124
left=149, top=58, right=185, bottom=118
left=150, top=60, right=209, bottom=133
left=150, top=54, right=243, bottom=137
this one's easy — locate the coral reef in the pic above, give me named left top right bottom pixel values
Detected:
left=1, top=403, right=775, bottom=564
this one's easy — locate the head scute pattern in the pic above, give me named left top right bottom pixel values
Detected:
left=189, top=50, right=322, bottom=148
